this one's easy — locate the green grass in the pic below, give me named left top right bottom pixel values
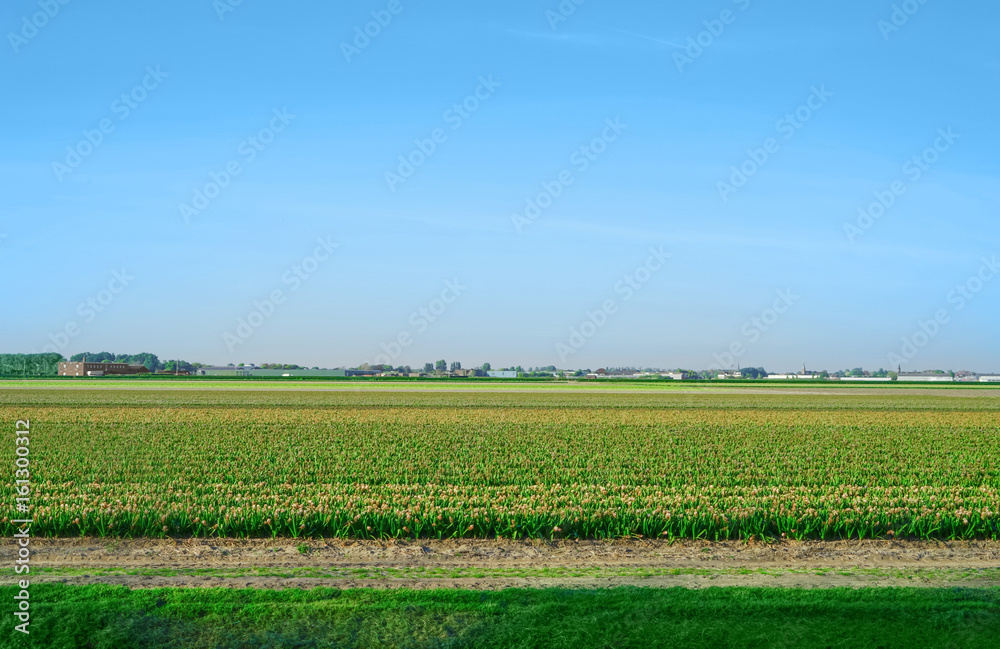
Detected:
left=2, top=584, right=998, bottom=648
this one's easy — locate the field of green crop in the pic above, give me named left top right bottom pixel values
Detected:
left=2, top=386, right=999, bottom=541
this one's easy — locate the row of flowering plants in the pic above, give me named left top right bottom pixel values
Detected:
left=2, top=403, right=998, bottom=540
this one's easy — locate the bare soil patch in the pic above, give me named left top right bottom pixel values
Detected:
left=8, top=538, right=1000, bottom=590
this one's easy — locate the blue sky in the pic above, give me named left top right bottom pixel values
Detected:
left=2, top=0, right=998, bottom=372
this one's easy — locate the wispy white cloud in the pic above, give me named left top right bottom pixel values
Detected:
left=498, top=26, right=610, bottom=47
left=538, top=218, right=980, bottom=264
left=498, top=22, right=683, bottom=49
left=583, top=22, right=684, bottom=49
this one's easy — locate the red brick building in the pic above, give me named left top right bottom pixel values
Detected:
left=58, top=361, right=150, bottom=376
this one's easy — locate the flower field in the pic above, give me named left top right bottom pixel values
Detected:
left=3, top=388, right=999, bottom=540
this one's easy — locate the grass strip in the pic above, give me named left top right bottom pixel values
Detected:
left=1, top=583, right=998, bottom=648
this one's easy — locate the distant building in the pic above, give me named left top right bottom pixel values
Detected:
left=766, top=363, right=822, bottom=380
left=196, top=365, right=256, bottom=376
left=767, top=373, right=821, bottom=380
left=717, top=370, right=742, bottom=379
left=253, top=369, right=351, bottom=377
left=898, top=371, right=953, bottom=382
left=487, top=370, right=517, bottom=378
left=58, top=361, right=149, bottom=377
left=839, top=377, right=892, bottom=382
left=978, top=375, right=1000, bottom=383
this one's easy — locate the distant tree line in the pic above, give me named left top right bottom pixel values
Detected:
left=69, top=352, right=162, bottom=372
left=0, top=353, right=64, bottom=375
left=836, top=367, right=891, bottom=378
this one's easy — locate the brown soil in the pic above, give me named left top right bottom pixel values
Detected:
left=8, top=538, right=1000, bottom=590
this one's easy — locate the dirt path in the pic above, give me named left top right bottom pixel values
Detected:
left=9, top=538, right=1000, bottom=590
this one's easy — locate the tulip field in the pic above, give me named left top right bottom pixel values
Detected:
left=3, top=386, right=1000, bottom=541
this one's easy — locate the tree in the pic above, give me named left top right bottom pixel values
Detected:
left=450, top=361, right=461, bottom=371
left=482, top=362, right=491, bottom=372
left=435, top=360, right=447, bottom=372
left=0, top=353, right=64, bottom=376
left=69, top=352, right=161, bottom=371
left=70, top=351, right=115, bottom=363
left=163, top=360, right=193, bottom=373
left=423, top=363, right=434, bottom=373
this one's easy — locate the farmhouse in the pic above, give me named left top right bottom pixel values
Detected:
left=58, top=360, right=150, bottom=377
